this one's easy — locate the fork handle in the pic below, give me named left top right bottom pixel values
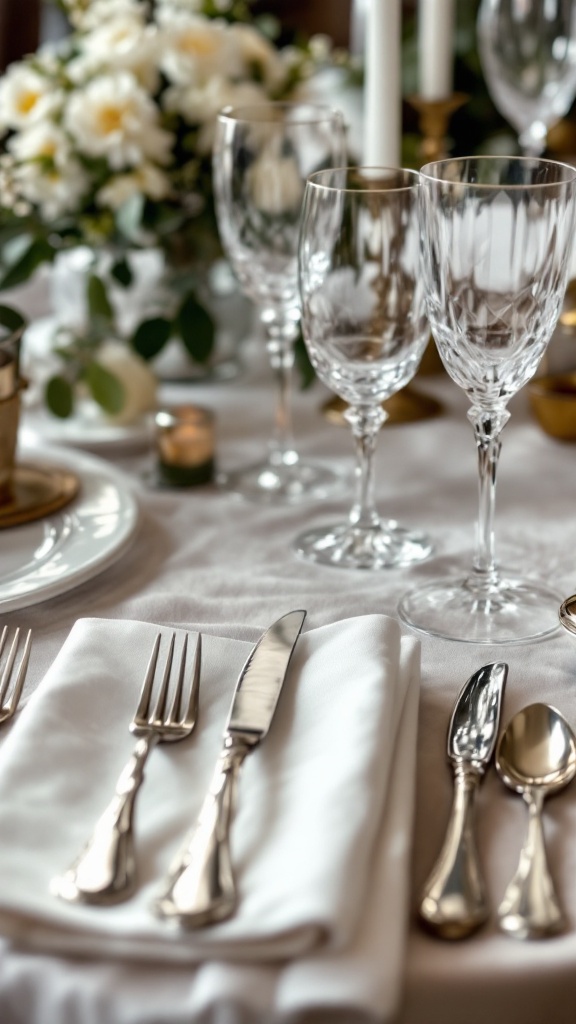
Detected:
left=154, top=732, right=253, bottom=926
left=54, top=736, right=156, bottom=905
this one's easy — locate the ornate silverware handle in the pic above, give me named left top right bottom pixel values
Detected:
left=498, top=787, right=564, bottom=939
left=418, top=763, right=488, bottom=939
left=54, top=736, right=156, bottom=905
left=155, top=732, right=253, bottom=927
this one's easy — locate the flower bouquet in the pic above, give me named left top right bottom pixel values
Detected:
left=0, top=0, right=336, bottom=419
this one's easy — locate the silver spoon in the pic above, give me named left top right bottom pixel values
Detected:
left=559, top=594, right=576, bottom=636
left=496, top=703, right=576, bottom=939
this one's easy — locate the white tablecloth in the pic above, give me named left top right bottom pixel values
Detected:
left=3, top=312, right=576, bottom=1023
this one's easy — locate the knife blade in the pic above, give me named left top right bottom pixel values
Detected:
left=154, top=608, right=307, bottom=927
left=417, top=661, right=508, bottom=939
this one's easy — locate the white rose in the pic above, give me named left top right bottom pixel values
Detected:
left=14, top=155, right=90, bottom=220
left=0, top=63, right=62, bottom=131
left=9, top=120, right=71, bottom=168
left=64, top=71, right=174, bottom=170
left=71, top=14, right=162, bottom=93
left=164, top=77, right=267, bottom=153
left=95, top=341, right=157, bottom=424
left=158, top=15, right=240, bottom=87
left=228, top=24, right=288, bottom=92
left=97, top=164, right=171, bottom=209
left=247, top=150, right=304, bottom=216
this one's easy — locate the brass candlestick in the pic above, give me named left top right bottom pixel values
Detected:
left=408, top=93, right=469, bottom=164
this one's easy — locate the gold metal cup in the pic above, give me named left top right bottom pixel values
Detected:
left=0, top=326, right=24, bottom=505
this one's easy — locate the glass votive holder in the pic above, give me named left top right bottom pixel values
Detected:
left=0, top=324, right=25, bottom=506
left=154, top=405, right=215, bottom=487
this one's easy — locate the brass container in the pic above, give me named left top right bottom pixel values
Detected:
left=528, top=372, right=576, bottom=440
left=0, top=327, right=24, bottom=504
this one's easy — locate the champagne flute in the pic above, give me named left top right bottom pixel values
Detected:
left=399, top=156, right=576, bottom=643
left=294, top=167, right=433, bottom=570
left=477, top=0, right=576, bottom=156
left=213, top=102, right=346, bottom=503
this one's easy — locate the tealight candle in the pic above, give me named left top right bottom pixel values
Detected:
left=155, top=405, right=215, bottom=487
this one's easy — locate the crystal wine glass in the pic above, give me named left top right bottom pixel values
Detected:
left=477, top=0, right=576, bottom=156
left=213, top=102, right=346, bottom=503
left=399, top=155, right=576, bottom=643
left=294, top=167, right=433, bottom=570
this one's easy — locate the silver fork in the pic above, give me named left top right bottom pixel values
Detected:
left=0, top=626, right=32, bottom=726
left=52, top=631, right=201, bottom=906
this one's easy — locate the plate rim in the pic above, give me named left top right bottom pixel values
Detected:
left=0, top=445, right=139, bottom=612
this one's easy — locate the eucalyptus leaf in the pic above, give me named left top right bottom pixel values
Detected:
left=110, top=257, right=133, bottom=287
left=175, top=292, right=215, bottom=364
left=0, top=237, right=53, bottom=290
left=0, top=305, right=26, bottom=332
left=85, top=360, right=125, bottom=414
left=87, top=273, right=114, bottom=322
left=131, top=317, right=172, bottom=360
left=116, top=193, right=146, bottom=243
left=45, top=375, right=74, bottom=419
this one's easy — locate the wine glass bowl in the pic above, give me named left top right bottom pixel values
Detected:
left=294, top=166, right=433, bottom=570
left=399, top=155, right=576, bottom=643
left=213, top=102, right=346, bottom=503
left=477, top=0, right=576, bottom=156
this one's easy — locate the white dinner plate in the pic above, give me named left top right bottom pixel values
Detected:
left=20, top=403, right=153, bottom=453
left=0, top=446, right=139, bottom=612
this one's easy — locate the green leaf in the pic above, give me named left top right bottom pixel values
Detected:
left=175, top=292, right=215, bottom=364
left=116, top=192, right=145, bottom=243
left=45, top=375, right=74, bottom=419
left=0, top=305, right=26, bottom=332
left=87, top=273, right=114, bottom=323
left=85, top=360, right=125, bottom=414
left=294, top=330, right=315, bottom=390
left=0, top=237, right=53, bottom=290
left=131, top=317, right=172, bottom=360
left=110, top=257, right=133, bottom=287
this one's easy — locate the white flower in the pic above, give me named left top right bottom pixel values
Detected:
left=164, top=77, right=267, bottom=153
left=247, top=149, right=303, bottom=215
left=8, top=120, right=71, bottom=169
left=97, top=164, right=171, bottom=209
left=14, top=156, right=90, bottom=220
left=95, top=340, right=157, bottom=424
left=68, top=12, right=162, bottom=93
left=158, top=14, right=240, bottom=87
left=229, top=24, right=289, bottom=92
left=0, top=63, right=62, bottom=131
left=64, top=71, right=174, bottom=170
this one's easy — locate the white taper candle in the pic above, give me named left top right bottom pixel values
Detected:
left=363, top=0, right=401, bottom=167
left=418, top=0, right=455, bottom=100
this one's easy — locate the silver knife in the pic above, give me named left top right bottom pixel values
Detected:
left=418, top=661, right=508, bottom=939
left=154, top=608, right=306, bottom=927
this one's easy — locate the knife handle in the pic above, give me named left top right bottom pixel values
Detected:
left=418, top=764, right=488, bottom=939
left=154, top=733, right=253, bottom=927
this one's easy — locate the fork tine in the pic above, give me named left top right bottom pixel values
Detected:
left=165, top=634, right=188, bottom=726
left=182, top=633, right=201, bottom=729
left=150, top=633, right=175, bottom=723
left=134, top=633, right=161, bottom=722
left=0, top=627, right=21, bottom=706
left=0, top=625, right=7, bottom=660
left=5, top=628, right=31, bottom=715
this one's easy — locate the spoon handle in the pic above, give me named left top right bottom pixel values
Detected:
left=498, top=788, right=565, bottom=939
left=418, top=764, right=488, bottom=939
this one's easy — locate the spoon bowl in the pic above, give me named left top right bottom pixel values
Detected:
left=496, top=703, right=576, bottom=939
left=559, top=594, right=576, bottom=636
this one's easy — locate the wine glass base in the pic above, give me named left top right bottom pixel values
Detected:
left=217, top=457, right=345, bottom=505
left=294, top=520, right=433, bottom=570
left=398, top=574, right=562, bottom=645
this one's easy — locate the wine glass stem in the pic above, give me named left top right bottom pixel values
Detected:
left=469, top=406, right=510, bottom=585
left=345, top=405, right=387, bottom=528
left=261, top=307, right=299, bottom=464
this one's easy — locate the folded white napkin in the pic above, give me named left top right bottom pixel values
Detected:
left=0, top=615, right=419, bottom=1017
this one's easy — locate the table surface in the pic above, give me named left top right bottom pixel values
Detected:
left=3, top=312, right=576, bottom=1024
